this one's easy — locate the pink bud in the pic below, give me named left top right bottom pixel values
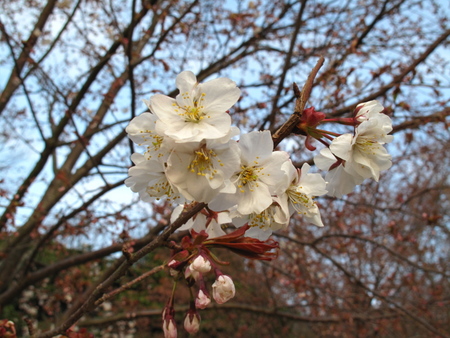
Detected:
left=212, top=275, right=235, bottom=304
left=190, top=255, right=211, bottom=273
left=167, top=260, right=178, bottom=268
left=184, top=312, right=200, bottom=334
left=184, top=265, right=200, bottom=281
left=163, top=318, right=177, bottom=338
left=195, top=289, right=211, bottom=309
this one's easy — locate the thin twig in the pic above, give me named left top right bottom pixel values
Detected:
left=272, top=56, right=325, bottom=148
left=95, top=264, right=166, bottom=306
left=37, top=202, right=205, bottom=338
left=312, top=244, right=450, bottom=338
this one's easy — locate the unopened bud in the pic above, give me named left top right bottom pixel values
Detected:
left=184, top=311, right=200, bottom=334
left=162, top=301, right=176, bottom=337
left=163, top=318, right=177, bottom=338
left=212, top=275, right=235, bottom=304
left=195, top=289, right=211, bottom=309
left=190, top=255, right=211, bottom=274
left=184, top=265, right=200, bottom=281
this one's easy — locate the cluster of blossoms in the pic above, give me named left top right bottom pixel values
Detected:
left=125, top=71, right=328, bottom=241
left=125, top=71, right=393, bottom=336
left=310, top=101, right=394, bottom=197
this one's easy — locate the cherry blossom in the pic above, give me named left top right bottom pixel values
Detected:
left=163, top=318, right=177, bottom=338
left=126, top=112, right=174, bottom=162
left=280, top=161, right=327, bottom=227
left=184, top=310, right=200, bottom=334
left=149, top=71, right=241, bottom=143
left=209, top=131, right=290, bottom=215
left=329, top=127, right=392, bottom=182
left=314, top=147, right=365, bottom=197
left=165, top=138, right=241, bottom=202
left=314, top=101, right=393, bottom=197
left=125, top=153, right=186, bottom=203
left=190, top=256, right=211, bottom=274
left=232, top=197, right=290, bottom=241
left=124, top=72, right=396, bottom=337
left=212, top=275, right=235, bottom=304
left=195, top=290, right=211, bottom=309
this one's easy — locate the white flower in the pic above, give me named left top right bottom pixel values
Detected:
left=355, top=100, right=393, bottom=144
left=165, top=139, right=241, bottom=202
left=314, top=102, right=393, bottom=198
left=280, top=161, right=327, bottom=227
left=330, top=129, right=392, bottom=182
left=355, top=100, right=384, bottom=123
left=315, top=147, right=365, bottom=198
left=232, top=197, right=290, bottom=240
left=195, top=290, right=211, bottom=309
left=126, top=112, right=174, bottom=162
left=167, top=260, right=181, bottom=278
left=190, top=256, right=211, bottom=274
left=209, top=131, right=290, bottom=215
left=150, top=71, right=241, bottom=143
left=212, top=275, right=235, bottom=304
left=125, top=153, right=185, bottom=203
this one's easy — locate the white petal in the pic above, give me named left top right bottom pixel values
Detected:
left=126, top=113, right=160, bottom=145
left=198, top=77, right=241, bottom=113
left=314, top=148, right=338, bottom=171
left=325, top=165, right=364, bottom=198
left=176, top=71, right=197, bottom=94
left=149, top=94, right=179, bottom=121
left=239, top=131, right=273, bottom=163
left=244, top=226, right=272, bottom=241
left=206, top=219, right=227, bottom=238
left=329, top=134, right=353, bottom=160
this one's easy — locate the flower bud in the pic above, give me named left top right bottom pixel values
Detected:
left=195, top=289, right=211, bottom=309
left=184, top=265, right=200, bottom=281
left=162, top=301, right=177, bottom=338
left=184, top=311, right=200, bottom=334
left=163, top=318, right=177, bottom=338
left=212, top=275, right=235, bottom=304
left=0, top=320, right=16, bottom=337
left=190, top=255, right=211, bottom=274
left=167, top=260, right=178, bottom=268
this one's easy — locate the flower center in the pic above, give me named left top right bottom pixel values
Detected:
left=144, top=134, right=164, bottom=159
left=147, top=178, right=180, bottom=201
left=185, top=107, right=204, bottom=123
left=188, top=146, right=218, bottom=178
left=355, top=138, right=381, bottom=155
left=248, top=209, right=272, bottom=228
left=237, top=166, right=260, bottom=192
left=286, top=186, right=315, bottom=213
left=177, top=92, right=208, bottom=123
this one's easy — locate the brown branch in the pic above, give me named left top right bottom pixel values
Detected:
left=95, top=264, right=166, bottom=306
left=327, top=28, right=450, bottom=118
left=311, top=244, right=450, bottom=338
left=392, top=108, right=450, bottom=133
left=0, top=5, right=151, bottom=233
left=193, top=1, right=296, bottom=84
left=0, top=228, right=149, bottom=307
left=272, top=56, right=325, bottom=148
left=309, top=234, right=450, bottom=277
left=78, top=303, right=401, bottom=328
left=0, top=0, right=59, bottom=115
left=36, top=202, right=206, bottom=338
left=265, top=0, right=308, bottom=131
